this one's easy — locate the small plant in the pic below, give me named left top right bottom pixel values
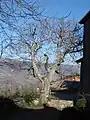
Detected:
left=0, top=85, right=41, bottom=107
left=13, top=87, right=21, bottom=98
left=76, top=98, right=86, bottom=107
left=19, top=87, right=37, bottom=106
left=74, top=94, right=87, bottom=111
left=22, top=91, right=37, bottom=105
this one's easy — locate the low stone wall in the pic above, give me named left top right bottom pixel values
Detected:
left=47, top=99, right=73, bottom=110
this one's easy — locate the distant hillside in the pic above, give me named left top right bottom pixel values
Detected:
left=60, top=64, right=80, bottom=75
left=0, top=58, right=80, bottom=73
left=0, top=58, right=80, bottom=91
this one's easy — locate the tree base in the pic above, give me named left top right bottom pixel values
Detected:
left=40, top=93, right=49, bottom=104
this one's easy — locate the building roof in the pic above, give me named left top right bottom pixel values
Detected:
left=79, top=10, right=90, bottom=24
left=76, top=58, right=83, bottom=63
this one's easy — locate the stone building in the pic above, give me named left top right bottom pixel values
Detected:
left=76, top=11, right=90, bottom=93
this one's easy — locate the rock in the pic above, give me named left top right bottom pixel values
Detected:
left=33, top=99, right=39, bottom=106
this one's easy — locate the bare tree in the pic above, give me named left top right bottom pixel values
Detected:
left=0, top=0, right=83, bottom=104
left=0, top=0, right=43, bottom=58
left=9, top=18, right=82, bottom=104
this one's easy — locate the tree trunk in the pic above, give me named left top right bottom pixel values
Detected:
left=31, top=51, right=51, bottom=104
left=31, top=43, right=53, bottom=104
left=40, top=77, right=51, bottom=104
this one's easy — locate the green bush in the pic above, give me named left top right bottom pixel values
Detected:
left=0, top=85, right=39, bottom=107
left=74, top=95, right=87, bottom=111
left=21, top=89, right=37, bottom=105
left=13, top=87, right=21, bottom=98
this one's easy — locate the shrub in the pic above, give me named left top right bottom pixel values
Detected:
left=0, top=85, right=40, bottom=107
left=21, top=89, right=37, bottom=105
left=74, top=93, right=87, bottom=111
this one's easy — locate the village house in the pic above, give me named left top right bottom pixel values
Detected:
left=76, top=10, right=90, bottom=93
left=63, top=75, right=80, bottom=82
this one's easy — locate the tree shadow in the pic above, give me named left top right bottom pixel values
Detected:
left=52, top=81, right=80, bottom=101
left=0, top=96, right=60, bottom=120
left=0, top=96, right=90, bottom=120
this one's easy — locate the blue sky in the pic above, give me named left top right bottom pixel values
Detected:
left=37, top=0, right=90, bottom=64
left=27, top=0, right=89, bottom=64
left=39, top=0, right=90, bottom=21
left=1, top=0, right=90, bottom=64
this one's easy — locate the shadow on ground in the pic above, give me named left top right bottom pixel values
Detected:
left=0, top=96, right=60, bottom=120
left=0, top=96, right=90, bottom=120
left=51, top=81, right=80, bottom=101
left=53, top=91, right=76, bottom=101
